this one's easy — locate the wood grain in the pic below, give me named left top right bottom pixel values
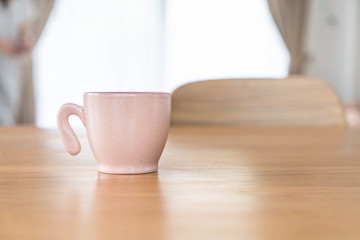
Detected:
left=171, top=76, right=346, bottom=127
left=0, top=126, right=360, bottom=240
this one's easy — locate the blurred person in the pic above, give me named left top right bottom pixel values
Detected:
left=0, top=0, right=35, bottom=125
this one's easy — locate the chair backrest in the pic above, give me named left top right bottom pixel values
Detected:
left=171, top=76, right=346, bottom=127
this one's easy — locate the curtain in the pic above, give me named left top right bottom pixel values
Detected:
left=18, top=0, right=56, bottom=124
left=267, top=0, right=309, bottom=75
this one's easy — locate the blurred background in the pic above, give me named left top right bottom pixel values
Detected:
left=0, top=0, right=359, bottom=128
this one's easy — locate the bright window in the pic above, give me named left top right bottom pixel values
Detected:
left=34, top=0, right=289, bottom=128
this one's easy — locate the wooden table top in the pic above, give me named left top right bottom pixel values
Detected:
left=0, top=126, right=359, bottom=240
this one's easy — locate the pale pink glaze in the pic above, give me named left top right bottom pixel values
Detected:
left=57, top=92, right=171, bottom=174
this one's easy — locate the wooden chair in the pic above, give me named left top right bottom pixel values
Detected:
left=171, top=76, right=346, bottom=127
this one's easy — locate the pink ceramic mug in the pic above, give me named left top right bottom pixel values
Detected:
left=57, top=92, right=171, bottom=174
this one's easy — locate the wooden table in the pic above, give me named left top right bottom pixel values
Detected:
left=0, top=126, right=359, bottom=240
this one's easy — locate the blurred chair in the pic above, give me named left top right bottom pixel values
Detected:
left=171, top=76, right=346, bottom=127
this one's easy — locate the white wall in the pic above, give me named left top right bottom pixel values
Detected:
left=304, top=0, right=359, bottom=103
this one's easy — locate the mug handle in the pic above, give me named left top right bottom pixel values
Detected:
left=57, top=103, right=85, bottom=155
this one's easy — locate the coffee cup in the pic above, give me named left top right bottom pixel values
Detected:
left=57, top=92, right=171, bottom=174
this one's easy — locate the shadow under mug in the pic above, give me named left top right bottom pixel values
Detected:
left=57, top=92, right=171, bottom=174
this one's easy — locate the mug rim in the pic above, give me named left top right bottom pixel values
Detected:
left=85, top=92, right=170, bottom=95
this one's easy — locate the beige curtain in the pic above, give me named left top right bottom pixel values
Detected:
left=18, top=0, right=56, bottom=124
left=267, top=0, right=309, bottom=75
